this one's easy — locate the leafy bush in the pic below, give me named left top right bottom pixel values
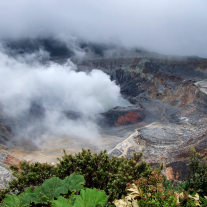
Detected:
left=56, top=149, right=152, bottom=201
left=184, top=148, right=207, bottom=197
left=114, top=171, right=199, bottom=207
left=1, top=148, right=207, bottom=206
left=0, top=149, right=152, bottom=203
left=2, top=172, right=108, bottom=207
left=9, top=161, right=57, bottom=193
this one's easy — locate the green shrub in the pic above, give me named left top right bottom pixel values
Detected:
left=114, top=172, right=198, bottom=207
left=2, top=148, right=207, bottom=206
left=184, top=148, right=207, bottom=197
left=9, top=161, right=57, bottom=194
left=0, top=149, right=152, bottom=203
left=2, top=172, right=108, bottom=207
left=56, top=149, right=152, bottom=201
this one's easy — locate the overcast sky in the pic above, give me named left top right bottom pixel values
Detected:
left=0, top=0, right=207, bottom=57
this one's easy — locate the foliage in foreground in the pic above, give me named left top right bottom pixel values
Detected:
left=184, top=147, right=207, bottom=197
left=2, top=149, right=152, bottom=202
left=2, top=172, right=107, bottom=206
left=114, top=171, right=204, bottom=206
left=56, top=149, right=152, bottom=201
left=1, top=147, right=207, bottom=206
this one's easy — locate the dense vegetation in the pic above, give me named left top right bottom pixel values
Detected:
left=0, top=148, right=207, bottom=206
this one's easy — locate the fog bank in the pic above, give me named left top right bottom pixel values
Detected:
left=0, top=0, right=207, bottom=57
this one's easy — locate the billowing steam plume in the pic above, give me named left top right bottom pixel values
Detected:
left=0, top=44, right=129, bottom=146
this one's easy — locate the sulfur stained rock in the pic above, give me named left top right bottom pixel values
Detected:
left=115, top=111, right=143, bottom=125
left=4, top=154, right=20, bottom=166
left=99, top=106, right=145, bottom=127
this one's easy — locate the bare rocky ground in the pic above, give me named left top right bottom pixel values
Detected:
left=1, top=51, right=207, bottom=188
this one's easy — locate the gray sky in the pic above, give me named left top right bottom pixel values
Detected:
left=0, top=0, right=207, bottom=57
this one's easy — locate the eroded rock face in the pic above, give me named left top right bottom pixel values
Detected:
left=0, top=154, right=20, bottom=189
left=0, top=166, right=12, bottom=189
left=78, top=55, right=207, bottom=109
left=0, top=123, right=12, bottom=146
left=77, top=53, right=207, bottom=180
left=163, top=162, right=189, bottom=181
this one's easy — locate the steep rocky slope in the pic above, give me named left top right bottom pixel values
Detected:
left=77, top=52, right=207, bottom=179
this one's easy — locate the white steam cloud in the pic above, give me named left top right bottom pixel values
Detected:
left=0, top=48, right=129, bottom=143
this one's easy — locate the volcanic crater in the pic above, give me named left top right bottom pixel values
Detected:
left=1, top=47, right=207, bottom=181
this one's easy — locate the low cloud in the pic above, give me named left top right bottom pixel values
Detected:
left=0, top=0, right=206, bottom=57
